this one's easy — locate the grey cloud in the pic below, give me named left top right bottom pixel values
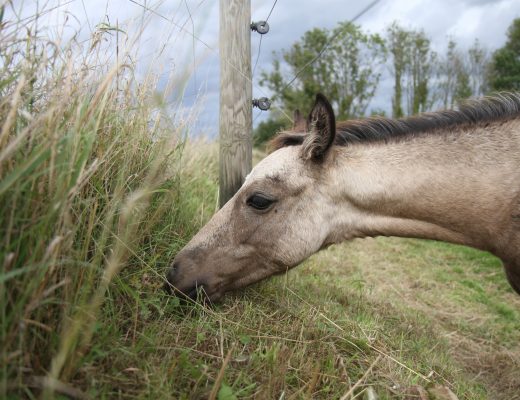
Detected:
left=13, top=0, right=520, bottom=137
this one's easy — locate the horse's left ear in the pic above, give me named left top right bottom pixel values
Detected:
left=303, top=93, right=336, bottom=161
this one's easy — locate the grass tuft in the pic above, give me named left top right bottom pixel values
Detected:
left=0, top=4, right=204, bottom=397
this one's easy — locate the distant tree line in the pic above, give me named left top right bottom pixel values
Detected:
left=254, top=18, right=520, bottom=146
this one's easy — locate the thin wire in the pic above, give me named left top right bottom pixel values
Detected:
left=15, top=0, right=76, bottom=25
left=127, top=0, right=294, bottom=123
left=127, top=0, right=213, bottom=49
left=253, top=0, right=277, bottom=127
left=252, top=34, right=262, bottom=77
left=184, top=0, right=197, bottom=93
left=80, top=0, right=93, bottom=34
left=156, top=0, right=207, bottom=58
left=265, top=0, right=278, bottom=22
left=281, top=0, right=381, bottom=92
left=253, top=110, right=263, bottom=125
left=252, top=0, right=277, bottom=80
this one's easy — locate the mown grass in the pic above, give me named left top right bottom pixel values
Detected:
left=1, top=4, right=519, bottom=400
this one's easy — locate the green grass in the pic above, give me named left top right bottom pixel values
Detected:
left=1, top=4, right=519, bottom=399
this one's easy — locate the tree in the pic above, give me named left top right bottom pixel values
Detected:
left=434, top=39, right=489, bottom=109
left=387, top=23, right=408, bottom=117
left=260, top=22, right=386, bottom=120
left=386, top=23, right=436, bottom=116
left=253, top=117, right=287, bottom=147
left=436, top=40, right=471, bottom=108
left=408, top=29, right=434, bottom=114
left=489, top=18, right=520, bottom=91
left=467, top=39, right=489, bottom=96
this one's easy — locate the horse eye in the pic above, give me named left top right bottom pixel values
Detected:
left=246, top=194, right=275, bottom=211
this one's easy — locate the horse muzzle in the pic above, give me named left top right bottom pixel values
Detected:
left=163, top=255, right=221, bottom=303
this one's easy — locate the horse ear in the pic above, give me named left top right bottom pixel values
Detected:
left=303, top=93, right=336, bottom=161
left=292, top=109, right=307, bottom=131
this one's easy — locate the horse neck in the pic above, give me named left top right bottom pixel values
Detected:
left=325, top=121, right=520, bottom=253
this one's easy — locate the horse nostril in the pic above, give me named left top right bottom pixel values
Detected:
left=169, top=262, right=180, bottom=277
left=163, top=257, right=210, bottom=304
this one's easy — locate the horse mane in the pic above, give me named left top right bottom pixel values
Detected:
left=270, top=92, right=520, bottom=152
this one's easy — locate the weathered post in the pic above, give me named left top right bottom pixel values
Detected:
left=219, top=0, right=252, bottom=208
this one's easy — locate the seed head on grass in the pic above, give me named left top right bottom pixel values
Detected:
left=0, top=2, right=196, bottom=396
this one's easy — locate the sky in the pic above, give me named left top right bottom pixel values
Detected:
left=11, top=0, right=520, bottom=137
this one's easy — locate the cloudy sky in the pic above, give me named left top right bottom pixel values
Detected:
left=13, top=0, right=520, bottom=137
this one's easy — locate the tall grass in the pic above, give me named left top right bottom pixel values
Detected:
left=0, top=5, right=209, bottom=396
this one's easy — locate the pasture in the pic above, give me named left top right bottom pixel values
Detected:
left=2, top=133, right=519, bottom=398
left=1, top=2, right=519, bottom=399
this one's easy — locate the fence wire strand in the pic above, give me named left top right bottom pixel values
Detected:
left=252, top=35, right=263, bottom=78
left=127, top=0, right=381, bottom=126
left=252, top=0, right=279, bottom=123
left=127, top=0, right=295, bottom=124
left=281, top=0, right=381, bottom=92
left=252, top=0, right=279, bottom=84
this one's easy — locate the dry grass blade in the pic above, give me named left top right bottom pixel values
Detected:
left=208, top=344, right=235, bottom=400
left=339, top=355, right=381, bottom=400
left=427, top=385, right=459, bottom=400
left=26, top=376, right=89, bottom=400
left=284, top=286, right=431, bottom=383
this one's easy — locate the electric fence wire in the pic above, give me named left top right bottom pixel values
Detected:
left=126, top=0, right=295, bottom=124
left=254, top=0, right=380, bottom=125
left=252, top=0, right=278, bottom=77
left=251, top=0, right=280, bottom=124
left=280, top=0, right=381, bottom=93
left=184, top=0, right=197, bottom=95
left=266, top=0, right=278, bottom=22
left=127, top=0, right=381, bottom=126
left=252, top=35, right=263, bottom=78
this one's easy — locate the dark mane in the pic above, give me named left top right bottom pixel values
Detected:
left=270, top=93, right=520, bottom=151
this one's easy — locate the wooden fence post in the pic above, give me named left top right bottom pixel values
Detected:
left=219, top=0, right=252, bottom=208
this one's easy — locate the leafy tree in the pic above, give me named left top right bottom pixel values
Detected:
left=489, top=18, right=520, bottom=91
left=454, top=69, right=472, bottom=102
left=435, top=39, right=489, bottom=108
left=408, top=29, right=434, bottom=114
left=436, top=40, right=471, bottom=108
left=387, top=23, right=436, bottom=116
left=467, top=39, right=489, bottom=96
left=387, top=23, right=408, bottom=117
left=260, top=22, right=386, bottom=120
left=253, top=117, right=287, bottom=147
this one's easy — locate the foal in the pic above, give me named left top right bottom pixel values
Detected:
left=166, top=93, right=520, bottom=302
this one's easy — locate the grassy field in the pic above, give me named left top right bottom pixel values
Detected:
left=1, top=6, right=519, bottom=400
